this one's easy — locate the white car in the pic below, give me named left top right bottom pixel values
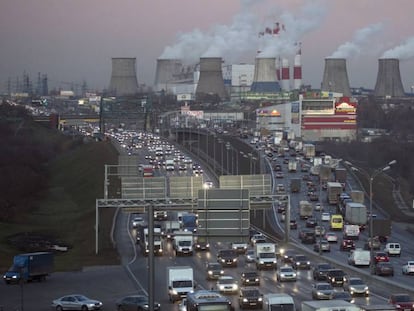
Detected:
left=216, top=275, right=239, bottom=293
left=384, top=242, right=401, bottom=256
left=321, top=212, right=331, bottom=222
left=324, top=232, right=338, bottom=243
left=277, top=266, right=297, bottom=282
left=51, top=294, right=103, bottom=310
left=402, top=261, right=414, bottom=275
left=131, top=216, right=145, bottom=228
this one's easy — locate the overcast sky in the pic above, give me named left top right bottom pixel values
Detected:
left=1, top=0, right=414, bottom=93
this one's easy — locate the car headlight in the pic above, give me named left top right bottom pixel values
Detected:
left=258, top=297, right=263, bottom=302
left=292, top=273, right=297, bottom=277
left=243, top=298, right=248, bottom=302
left=296, top=262, right=300, bottom=265
left=233, top=258, right=237, bottom=262
left=307, top=261, right=310, bottom=265
left=208, top=271, right=213, bottom=275
left=364, top=286, right=369, bottom=291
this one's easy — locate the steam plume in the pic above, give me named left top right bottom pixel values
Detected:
left=382, top=37, right=414, bottom=59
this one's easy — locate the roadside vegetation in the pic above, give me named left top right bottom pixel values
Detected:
left=0, top=103, right=119, bottom=272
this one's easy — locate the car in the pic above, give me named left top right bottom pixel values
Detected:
left=115, top=295, right=161, bottom=311
left=306, top=217, right=318, bottom=228
left=313, top=263, right=334, bottom=281
left=275, top=172, right=284, bottom=178
left=321, top=212, right=330, bottom=222
left=364, top=237, right=381, bottom=250
left=276, top=266, right=297, bottom=282
left=241, top=271, right=260, bottom=286
left=292, top=254, right=311, bottom=270
left=178, top=298, right=187, bottom=311
left=277, top=201, right=287, bottom=213
left=324, top=232, right=338, bottom=243
left=231, top=241, right=248, bottom=254
left=374, top=251, right=389, bottom=263
left=282, top=249, right=297, bottom=264
left=326, top=269, right=346, bottom=287
left=343, top=277, right=369, bottom=296
left=250, top=233, right=266, bottom=246
left=311, top=282, right=335, bottom=300
left=245, top=249, right=255, bottom=263
left=314, top=226, right=326, bottom=237
left=340, top=239, right=356, bottom=251
left=51, top=294, right=103, bottom=311
left=331, top=291, right=354, bottom=303
left=299, top=229, right=316, bottom=244
left=206, top=262, right=224, bottom=280
left=313, top=240, right=331, bottom=252
left=216, top=275, right=239, bottom=294
left=217, top=249, right=238, bottom=267
left=309, top=193, right=319, bottom=201
left=384, top=242, right=401, bottom=256
left=374, top=262, right=394, bottom=276
left=289, top=219, right=298, bottom=230
left=402, top=261, right=414, bottom=275
left=388, top=293, right=414, bottom=311
left=132, top=215, right=145, bottom=228
left=238, top=287, right=263, bottom=309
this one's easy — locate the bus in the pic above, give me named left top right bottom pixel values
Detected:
left=186, top=290, right=233, bottom=311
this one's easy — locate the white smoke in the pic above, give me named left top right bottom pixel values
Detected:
left=329, top=23, right=383, bottom=58
left=160, top=0, right=326, bottom=62
left=382, top=37, right=414, bottom=59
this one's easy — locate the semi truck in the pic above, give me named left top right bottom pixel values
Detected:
left=181, top=213, right=198, bottom=233
left=167, top=266, right=194, bottom=302
left=326, top=182, right=343, bottom=205
left=255, top=243, right=277, bottom=270
left=301, top=300, right=360, bottom=311
left=345, top=202, right=367, bottom=226
left=319, top=165, right=332, bottom=183
left=299, top=200, right=313, bottom=220
left=335, top=168, right=347, bottom=184
left=173, top=230, right=194, bottom=256
left=370, top=219, right=392, bottom=242
left=263, top=293, right=296, bottom=311
left=3, top=252, right=53, bottom=284
left=290, top=178, right=301, bottom=193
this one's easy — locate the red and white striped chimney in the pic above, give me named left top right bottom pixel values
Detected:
left=293, top=45, right=302, bottom=89
left=281, top=58, right=290, bottom=91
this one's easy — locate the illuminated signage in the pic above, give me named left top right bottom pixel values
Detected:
left=335, top=101, right=356, bottom=114
left=257, top=109, right=281, bottom=117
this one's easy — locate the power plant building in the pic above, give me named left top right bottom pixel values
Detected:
left=108, top=58, right=139, bottom=96
left=374, top=58, right=405, bottom=97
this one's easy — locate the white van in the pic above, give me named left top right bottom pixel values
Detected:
left=348, top=248, right=370, bottom=266
left=384, top=242, right=401, bottom=256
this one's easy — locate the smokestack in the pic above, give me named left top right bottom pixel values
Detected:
left=251, top=57, right=281, bottom=93
left=321, top=58, right=351, bottom=96
left=195, top=57, right=228, bottom=101
left=374, top=58, right=405, bottom=97
left=154, top=58, right=183, bottom=92
left=293, top=49, right=302, bottom=89
left=281, top=58, right=290, bottom=91
left=108, top=58, right=139, bottom=96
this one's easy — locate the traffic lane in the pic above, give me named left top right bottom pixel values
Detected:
left=0, top=265, right=138, bottom=311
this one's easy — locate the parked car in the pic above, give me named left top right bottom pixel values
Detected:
left=402, top=261, right=414, bottom=275
left=276, top=266, right=297, bottom=282
left=238, top=287, right=263, bottom=309
left=312, top=263, right=333, bottom=281
left=311, top=282, right=334, bottom=300
left=388, top=293, right=414, bottom=311
left=241, top=271, right=260, bottom=286
left=51, top=295, right=103, bottom=311
left=343, top=277, right=369, bottom=296
left=115, top=295, right=161, bottom=311
left=374, top=262, right=394, bottom=276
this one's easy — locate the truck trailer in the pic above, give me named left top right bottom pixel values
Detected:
left=255, top=243, right=277, bottom=270
left=290, top=178, right=301, bottom=193
left=345, top=202, right=367, bottom=226
left=301, top=300, right=360, bottom=311
left=3, top=252, right=53, bottom=284
left=299, top=200, right=313, bottom=220
left=326, top=182, right=343, bottom=205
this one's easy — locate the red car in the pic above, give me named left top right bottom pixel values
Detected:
left=374, top=251, right=389, bottom=263
left=388, top=293, right=414, bottom=311
left=340, top=239, right=355, bottom=251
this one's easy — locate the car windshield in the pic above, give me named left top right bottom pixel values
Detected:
left=219, top=278, right=235, bottom=284
left=329, top=270, right=344, bottom=276
left=318, top=284, right=332, bottom=290
left=318, top=264, right=332, bottom=270
left=394, top=295, right=411, bottom=302
left=350, top=279, right=364, bottom=285
left=296, top=256, right=307, bottom=261
left=281, top=267, right=293, bottom=272
left=243, top=290, right=260, bottom=297
left=243, top=272, right=257, bottom=277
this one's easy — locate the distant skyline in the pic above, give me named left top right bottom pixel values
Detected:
left=1, top=0, right=414, bottom=93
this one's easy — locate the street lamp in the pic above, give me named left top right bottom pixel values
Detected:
left=347, top=159, right=396, bottom=274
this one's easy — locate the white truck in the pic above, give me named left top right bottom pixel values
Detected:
left=345, top=202, right=367, bottom=226
left=138, top=225, right=163, bottom=256
left=343, top=224, right=360, bottom=240
left=255, top=243, right=277, bottom=270
left=303, top=143, right=316, bottom=159
left=348, top=248, right=370, bottom=267
left=165, top=158, right=175, bottom=171
left=167, top=266, right=194, bottom=303
left=173, top=230, right=194, bottom=256
left=288, top=159, right=297, bottom=172
left=301, top=300, right=360, bottom=311
left=326, top=182, right=343, bottom=205
left=263, top=294, right=296, bottom=311
left=164, top=220, right=181, bottom=240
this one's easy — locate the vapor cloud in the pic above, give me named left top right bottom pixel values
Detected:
left=382, top=37, right=414, bottom=59
left=329, top=23, right=383, bottom=58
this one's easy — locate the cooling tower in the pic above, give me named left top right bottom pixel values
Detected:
left=374, top=58, right=405, bottom=97
left=321, top=58, right=351, bottom=96
left=154, top=58, right=183, bottom=92
left=250, top=57, right=281, bottom=93
left=195, top=57, right=229, bottom=101
left=108, top=58, right=139, bottom=96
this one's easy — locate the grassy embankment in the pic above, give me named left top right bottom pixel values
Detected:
left=0, top=136, right=120, bottom=272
